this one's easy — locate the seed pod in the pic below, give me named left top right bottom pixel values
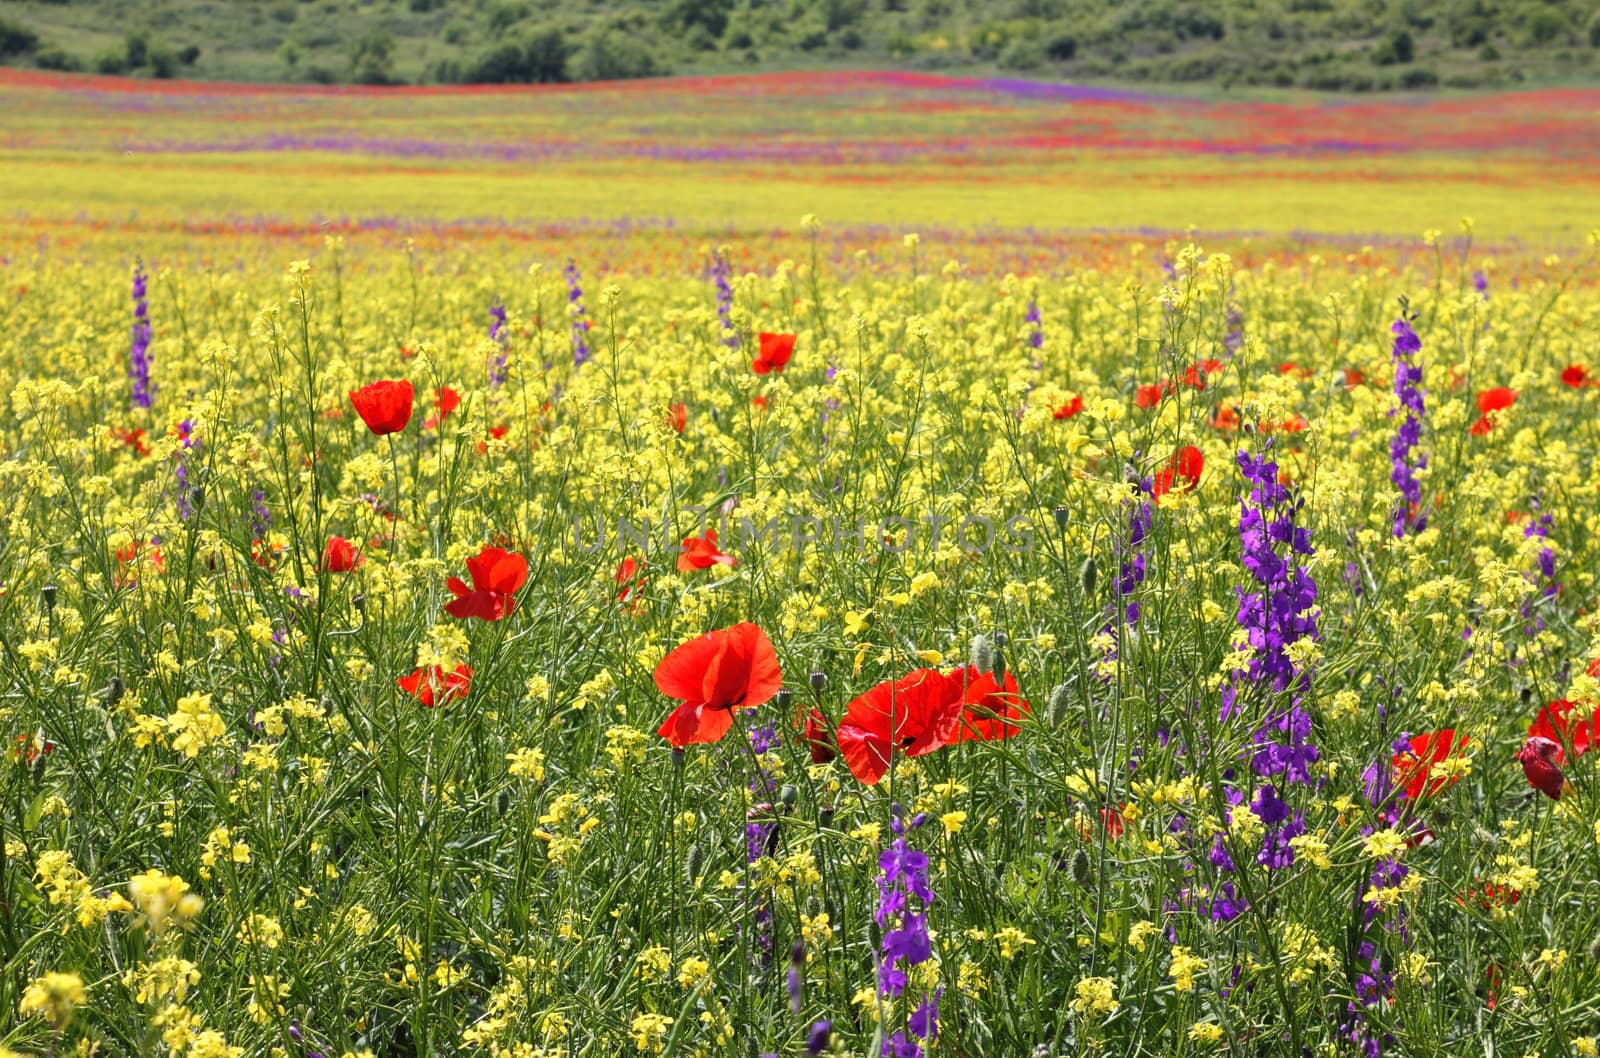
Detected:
left=188, top=485, right=205, bottom=513
left=40, top=584, right=57, bottom=613
left=685, top=843, right=704, bottom=886
left=1052, top=506, right=1070, bottom=533
left=1070, top=848, right=1091, bottom=886
left=808, top=670, right=827, bottom=693
left=1080, top=556, right=1099, bottom=595
left=779, top=784, right=798, bottom=808
left=352, top=593, right=366, bottom=613
left=108, top=675, right=125, bottom=705
left=1048, top=683, right=1071, bottom=725
left=775, top=688, right=793, bottom=711
left=671, top=747, right=686, bottom=770
left=970, top=633, right=994, bottom=674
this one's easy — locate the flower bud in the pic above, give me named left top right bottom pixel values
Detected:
left=685, top=843, right=704, bottom=886
left=1080, top=556, right=1098, bottom=595
left=780, top=784, right=798, bottom=808
left=108, top=675, right=125, bottom=705
left=1069, top=848, right=1091, bottom=886
left=993, top=649, right=1007, bottom=684
left=969, top=633, right=993, bottom=674
left=1048, top=683, right=1071, bottom=725
left=806, top=1021, right=832, bottom=1056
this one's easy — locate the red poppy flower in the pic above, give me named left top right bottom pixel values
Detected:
left=1264, top=414, right=1308, bottom=435
left=1135, top=383, right=1166, bottom=409
left=445, top=546, right=528, bottom=621
left=1152, top=445, right=1204, bottom=501
left=753, top=332, right=796, bottom=375
left=397, top=664, right=472, bottom=708
left=615, top=556, right=647, bottom=609
left=1343, top=367, right=1366, bottom=390
left=320, top=536, right=363, bottom=573
left=834, top=669, right=964, bottom=785
left=752, top=395, right=769, bottom=412
left=348, top=380, right=415, bottom=436
left=1470, top=387, right=1517, bottom=435
left=941, top=665, right=1029, bottom=742
left=1211, top=405, right=1240, bottom=432
left=114, top=427, right=151, bottom=456
left=654, top=622, right=783, bottom=747
left=1454, top=877, right=1520, bottom=913
left=1181, top=359, right=1223, bottom=390
left=1517, top=735, right=1566, bottom=800
left=667, top=403, right=687, bottom=433
left=114, top=540, right=165, bottom=589
left=1391, top=729, right=1468, bottom=800
left=474, top=423, right=509, bottom=455
left=677, top=530, right=735, bottom=572
left=1077, top=804, right=1125, bottom=842
left=1279, top=362, right=1311, bottom=379
left=1562, top=364, right=1591, bottom=388
left=799, top=708, right=837, bottom=763
left=1053, top=393, right=1084, bottom=420
left=1528, top=698, right=1599, bottom=760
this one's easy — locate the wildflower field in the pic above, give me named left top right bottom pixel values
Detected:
left=4, top=68, right=1600, bottom=1058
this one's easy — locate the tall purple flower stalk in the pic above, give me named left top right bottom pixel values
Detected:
left=174, top=419, right=199, bottom=521
left=711, top=250, right=739, bottom=349
left=1024, top=298, right=1043, bottom=349
left=487, top=300, right=509, bottom=387
left=130, top=262, right=154, bottom=409
left=564, top=260, right=590, bottom=366
left=1388, top=316, right=1427, bottom=537
left=875, top=808, right=940, bottom=1058
left=1207, top=445, right=1320, bottom=918
left=744, top=721, right=781, bottom=965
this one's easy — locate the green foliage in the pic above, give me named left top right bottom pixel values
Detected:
left=1, top=0, right=1597, bottom=89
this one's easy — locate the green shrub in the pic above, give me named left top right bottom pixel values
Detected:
left=0, top=16, right=40, bottom=58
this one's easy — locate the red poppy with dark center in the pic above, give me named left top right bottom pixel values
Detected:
left=1053, top=393, right=1084, bottom=420
left=1527, top=698, right=1599, bottom=760
left=1562, top=364, right=1591, bottom=388
left=1390, top=729, right=1468, bottom=799
left=1517, top=735, right=1567, bottom=800
left=834, top=669, right=965, bottom=785
left=445, top=546, right=528, bottom=621
left=397, top=664, right=472, bottom=708
left=753, top=332, right=796, bottom=375
left=348, top=379, right=415, bottom=436
left=1152, top=445, right=1204, bottom=502
left=1469, top=387, right=1517, bottom=435
left=320, top=536, right=363, bottom=573
left=941, top=665, right=1030, bottom=742
left=654, top=622, right=782, bottom=747
left=1135, top=383, right=1167, bottom=409
left=677, top=530, right=734, bottom=572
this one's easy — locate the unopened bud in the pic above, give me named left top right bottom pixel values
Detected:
left=188, top=485, right=205, bottom=512
left=969, top=633, right=993, bottom=674
left=780, top=784, right=798, bottom=808
left=108, top=675, right=125, bottom=705
left=1069, top=848, right=1091, bottom=886
left=993, top=649, right=1007, bottom=684
left=685, top=843, right=704, bottom=886
left=790, top=939, right=807, bottom=966
left=1048, top=683, right=1071, bottom=725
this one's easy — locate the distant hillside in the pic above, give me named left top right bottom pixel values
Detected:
left=1, top=0, right=1597, bottom=92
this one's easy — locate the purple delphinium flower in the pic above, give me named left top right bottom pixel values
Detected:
left=174, top=419, right=199, bottom=521
left=130, top=262, right=154, bottom=409
left=1216, top=443, right=1321, bottom=875
left=1520, top=498, right=1558, bottom=635
left=564, top=259, right=590, bottom=366
left=806, top=1021, right=831, bottom=1056
left=250, top=487, right=271, bottom=537
left=1024, top=298, right=1043, bottom=350
left=711, top=249, right=739, bottom=349
left=487, top=300, right=509, bottom=387
left=875, top=808, right=939, bottom=1058
left=1388, top=316, right=1427, bottom=537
